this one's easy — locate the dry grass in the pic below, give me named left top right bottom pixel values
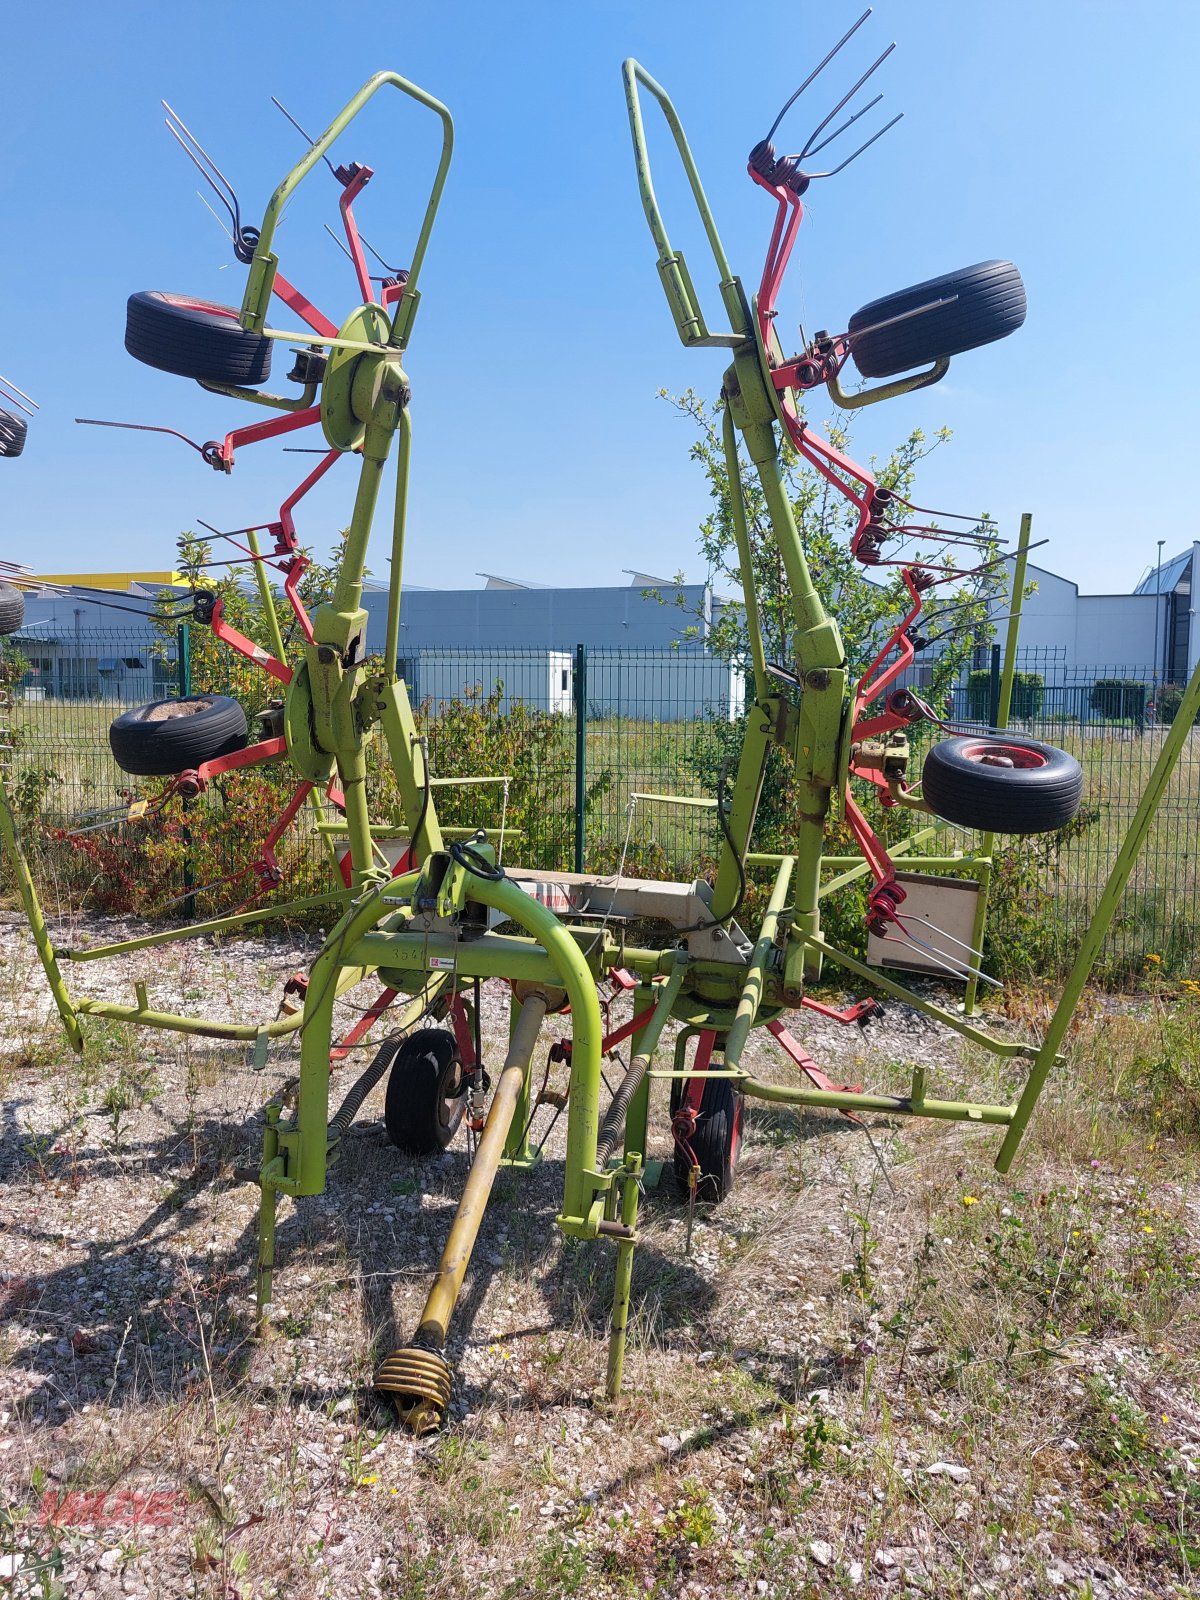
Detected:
left=0, top=921, right=1198, bottom=1597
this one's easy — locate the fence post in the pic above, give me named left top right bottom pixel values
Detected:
left=987, top=643, right=1002, bottom=728
left=177, top=622, right=196, bottom=919
left=573, top=643, right=587, bottom=873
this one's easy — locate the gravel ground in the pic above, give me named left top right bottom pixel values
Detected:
left=1, top=913, right=1196, bottom=1598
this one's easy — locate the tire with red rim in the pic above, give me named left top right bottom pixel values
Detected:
left=125, top=292, right=273, bottom=386
left=921, top=735, right=1083, bottom=834
left=670, top=1074, right=743, bottom=1202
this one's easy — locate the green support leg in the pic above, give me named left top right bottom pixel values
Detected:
left=994, top=644, right=1200, bottom=1172
left=256, top=1107, right=281, bottom=1325
left=0, top=774, right=83, bottom=1053
left=605, top=1155, right=642, bottom=1399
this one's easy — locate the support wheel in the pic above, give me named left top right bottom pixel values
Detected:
left=125, top=292, right=273, bottom=386
left=108, top=695, right=248, bottom=776
left=0, top=582, right=25, bottom=635
left=921, top=735, right=1083, bottom=834
left=670, top=1074, right=743, bottom=1203
left=383, top=1029, right=467, bottom=1155
left=0, top=408, right=28, bottom=458
left=848, top=260, right=1026, bottom=379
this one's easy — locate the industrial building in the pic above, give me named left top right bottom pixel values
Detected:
left=10, top=550, right=1198, bottom=711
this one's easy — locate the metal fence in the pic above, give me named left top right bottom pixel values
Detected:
left=2, top=628, right=1198, bottom=980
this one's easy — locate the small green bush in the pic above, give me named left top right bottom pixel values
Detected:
left=966, top=668, right=1044, bottom=720
left=1090, top=677, right=1148, bottom=722
left=1150, top=682, right=1200, bottom=726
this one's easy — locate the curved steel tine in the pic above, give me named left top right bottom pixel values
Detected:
left=162, top=101, right=241, bottom=233
left=271, top=96, right=339, bottom=179
left=799, top=41, right=895, bottom=158
left=359, top=235, right=407, bottom=277
left=889, top=496, right=999, bottom=525
left=75, top=417, right=206, bottom=456
left=322, top=222, right=407, bottom=279
left=802, top=93, right=883, bottom=160
left=887, top=919, right=1002, bottom=988
left=893, top=911, right=996, bottom=974
left=195, top=190, right=235, bottom=244
left=195, top=516, right=268, bottom=544
left=0, top=374, right=39, bottom=415
left=921, top=614, right=1016, bottom=651
left=810, top=111, right=903, bottom=178
left=765, top=8, right=874, bottom=141
left=841, top=292, right=957, bottom=345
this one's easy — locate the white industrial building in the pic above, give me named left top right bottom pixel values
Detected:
left=999, top=546, right=1197, bottom=679
left=10, top=551, right=1198, bottom=713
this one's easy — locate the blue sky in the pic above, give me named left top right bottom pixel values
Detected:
left=1, top=1, right=1195, bottom=600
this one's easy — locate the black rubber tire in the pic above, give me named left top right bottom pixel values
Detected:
left=848, top=260, right=1026, bottom=379
left=922, top=735, right=1083, bottom=835
left=0, top=582, right=25, bottom=635
left=0, top=408, right=27, bottom=458
left=383, top=1028, right=467, bottom=1155
left=125, top=291, right=273, bottom=386
left=108, top=694, right=248, bottom=777
left=671, top=1074, right=744, bottom=1203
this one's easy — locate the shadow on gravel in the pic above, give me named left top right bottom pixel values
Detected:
left=0, top=1074, right=858, bottom=1434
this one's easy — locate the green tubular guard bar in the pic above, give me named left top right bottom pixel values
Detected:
left=277, top=871, right=604, bottom=1219
left=240, top=71, right=454, bottom=354
left=621, top=59, right=748, bottom=347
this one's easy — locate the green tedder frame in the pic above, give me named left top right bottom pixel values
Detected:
left=3, top=57, right=1199, bottom=1434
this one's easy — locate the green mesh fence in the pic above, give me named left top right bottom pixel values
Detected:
left=2, top=630, right=1198, bottom=981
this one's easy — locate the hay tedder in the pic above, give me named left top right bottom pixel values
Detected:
left=4, top=12, right=1200, bottom=1432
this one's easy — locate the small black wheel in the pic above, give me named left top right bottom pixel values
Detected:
left=384, top=1028, right=467, bottom=1155
left=108, top=694, right=248, bottom=777
left=848, top=260, right=1026, bottom=379
left=0, top=582, right=25, bottom=635
left=921, top=735, right=1083, bottom=835
left=125, top=291, right=273, bottom=386
left=0, top=409, right=27, bottom=458
left=671, top=1073, right=744, bottom=1203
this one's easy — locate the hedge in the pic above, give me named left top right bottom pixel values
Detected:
left=966, top=668, right=1045, bottom=720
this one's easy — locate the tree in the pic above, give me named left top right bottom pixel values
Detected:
left=154, top=530, right=356, bottom=704
left=655, top=389, right=1000, bottom=701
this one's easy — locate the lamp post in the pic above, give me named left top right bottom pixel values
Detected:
left=1153, top=538, right=1165, bottom=703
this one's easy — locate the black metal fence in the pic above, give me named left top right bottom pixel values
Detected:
left=2, top=629, right=1197, bottom=981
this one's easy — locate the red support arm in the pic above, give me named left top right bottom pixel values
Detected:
left=329, top=987, right=399, bottom=1063
left=214, top=405, right=321, bottom=471
left=767, top=1019, right=864, bottom=1095
left=339, top=166, right=375, bottom=305
left=271, top=271, right=339, bottom=340
left=196, top=735, right=289, bottom=781
left=209, top=599, right=293, bottom=685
